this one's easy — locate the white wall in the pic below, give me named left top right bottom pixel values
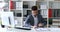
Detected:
left=22, top=0, right=37, bottom=1
left=28, top=1, right=36, bottom=8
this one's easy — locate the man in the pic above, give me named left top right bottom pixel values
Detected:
left=25, top=6, right=47, bottom=28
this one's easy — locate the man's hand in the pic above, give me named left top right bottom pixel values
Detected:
left=38, top=23, right=43, bottom=27
left=31, top=26, right=37, bottom=29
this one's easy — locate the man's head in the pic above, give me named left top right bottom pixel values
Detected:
left=31, top=6, right=38, bottom=16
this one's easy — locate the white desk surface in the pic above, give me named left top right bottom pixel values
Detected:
left=0, top=28, right=60, bottom=32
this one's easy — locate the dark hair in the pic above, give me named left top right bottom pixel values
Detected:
left=31, top=6, right=38, bottom=11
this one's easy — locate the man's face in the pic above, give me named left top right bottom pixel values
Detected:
left=32, top=10, right=38, bottom=16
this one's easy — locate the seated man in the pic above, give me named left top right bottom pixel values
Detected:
left=24, top=6, right=47, bottom=28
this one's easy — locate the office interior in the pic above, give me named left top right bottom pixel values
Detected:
left=0, top=0, right=60, bottom=29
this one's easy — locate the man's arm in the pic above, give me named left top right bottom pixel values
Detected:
left=38, top=15, right=47, bottom=27
left=24, top=15, right=31, bottom=27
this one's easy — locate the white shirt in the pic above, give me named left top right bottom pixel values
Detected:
left=32, top=15, right=38, bottom=26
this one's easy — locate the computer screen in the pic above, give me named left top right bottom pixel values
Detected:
left=0, top=12, right=15, bottom=27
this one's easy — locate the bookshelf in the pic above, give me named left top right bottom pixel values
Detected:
left=49, top=1, right=60, bottom=28
left=10, top=0, right=23, bottom=27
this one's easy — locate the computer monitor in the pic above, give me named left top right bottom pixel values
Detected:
left=0, top=12, right=15, bottom=27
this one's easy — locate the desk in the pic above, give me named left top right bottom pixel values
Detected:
left=0, top=28, right=60, bottom=32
